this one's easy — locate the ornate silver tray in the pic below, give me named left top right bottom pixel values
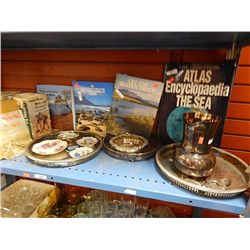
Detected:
left=25, top=131, right=103, bottom=167
left=104, top=134, right=161, bottom=161
left=155, top=144, right=250, bottom=198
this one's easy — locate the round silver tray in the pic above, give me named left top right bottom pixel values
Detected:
left=25, top=131, right=103, bottom=167
left=103, top=134, right=161, bottom=161
left=155, top=144, right=250, bottom=198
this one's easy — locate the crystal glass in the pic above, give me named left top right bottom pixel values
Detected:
left=71, top=213, right=88, bottom=218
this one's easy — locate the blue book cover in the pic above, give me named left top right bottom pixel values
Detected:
left=72, top=81, right=114, bottom=137
left=36, top=84, right=74, bottom=130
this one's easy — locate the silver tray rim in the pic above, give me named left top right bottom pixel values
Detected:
left=155, top=143, right=250, bottom=197
left=25, top=131, right=103, bottom=167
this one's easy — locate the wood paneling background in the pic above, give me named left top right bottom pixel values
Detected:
left=1, top=47, right=250, bottom=165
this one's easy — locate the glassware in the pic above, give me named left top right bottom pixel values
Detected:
left=0, top=207, right=22, bottom=218
left=62, top=205, right=78, bottom=217
left=149, top=206, right=175, bottom=218
left=20, top=202, right=36, bottom=217
left=53, top=207, right=66, bottom=217
left=71, top=213, right=88, bottom=218
left=86, top=190, right=109, bottom=202
left=100, top=201, right=118, bottom=218
left=133, top=205, right=148, bottom=218
left=174, top=111, right=221, bottom=177
left=45, top=215, right=58, bottom=218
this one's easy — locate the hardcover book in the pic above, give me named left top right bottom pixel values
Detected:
left=72, top=80, right=114, bottom=137
left=13, top=93, right=51, bottom=139
left=158, top=61, right=235, bottom=147
left=36, top=84, right=74, bottom=130
left=107, top=73, right=164, bottom=138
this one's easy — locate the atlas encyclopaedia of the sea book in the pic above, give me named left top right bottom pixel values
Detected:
left=72, top=80, right=114, bottom=137
left=107, top=73, right=164, bottom=138
left=36, top=84, right=74, bottom=130
left=157, top=61, right=236, bottom=147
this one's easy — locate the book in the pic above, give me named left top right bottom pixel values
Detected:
left=157, top=61, right=236, bottom=147
left=36, top=84, right=74, bottom=130
left=107, top=73, right=164, bottom=138
left=72, top=80, right=114, bottom=137
left=13, top=93, right=51, bottom=139
left=0, top=100, right=32, bottom=159
left=0, top=90, right=21, bottom=100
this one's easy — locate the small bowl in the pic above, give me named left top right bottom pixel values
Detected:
left=57, top=131, right=79, bottom=145
left=109, top=133, right=148, bottom=153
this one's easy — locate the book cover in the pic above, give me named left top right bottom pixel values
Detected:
left=36, top=84, right=74, bottom=130
left=13, top=93, right=51, bottom=139
left=72, top=80, right=114, bottom=137
left=107, top=73, right=164, bottom=138
left=0, top=110, right=32, bottom=159
left=158, top=61, right=236, bottom=147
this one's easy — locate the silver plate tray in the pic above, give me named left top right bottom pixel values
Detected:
left=104, top=134, right=161, bottom=161
left=155, top=144, right=250, bottom=198
left=25, top=131, right=103, bottom=167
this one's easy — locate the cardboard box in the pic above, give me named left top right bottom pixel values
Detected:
left=0, top=179, right=60, bottom=218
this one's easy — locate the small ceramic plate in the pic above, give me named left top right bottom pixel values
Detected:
left=32, top=139, right=68, bottom=155
left=57, top=131, right=79, bottom=140
left=68, top=147, right=94, bottom=159
left=76, top=137, right=99, bottom=148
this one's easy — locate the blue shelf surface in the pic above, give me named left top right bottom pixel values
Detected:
left=0, top=150, right=247, bottom=215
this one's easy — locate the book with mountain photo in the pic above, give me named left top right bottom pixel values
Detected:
left=72, top=81, right=114, bottom=137
left=157, top=61, right=236, bottom=147
left=36, top=84, right=74, bottom=130
left=107, top=74, right=164, bottom=138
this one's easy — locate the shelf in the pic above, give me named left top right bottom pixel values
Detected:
left=1, top=32, right=250, bottom=50
left=0, top=150, right=247, bottom=215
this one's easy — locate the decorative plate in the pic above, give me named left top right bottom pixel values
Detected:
left=32, top=139, right=68, bottom=155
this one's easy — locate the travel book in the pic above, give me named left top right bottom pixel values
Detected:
left=107, top=73, right=164, bottom=138
left=13, top=93, right=51, bottom=139
left=72, top=80, right=114, bottom=137
left=36, top=84, right=74, bottom=130
left=157, top=61, right=236, bottom=147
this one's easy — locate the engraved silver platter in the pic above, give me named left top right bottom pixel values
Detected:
left=25, top=131, right=103, bottom=167
left=155, top=143, right=250, bottom=198
left=104, top=134, right=161, bottom=161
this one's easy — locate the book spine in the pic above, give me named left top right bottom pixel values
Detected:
left=71, top=87, right=76, bottom=130
left=22, top=102, right=33, bottom=139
